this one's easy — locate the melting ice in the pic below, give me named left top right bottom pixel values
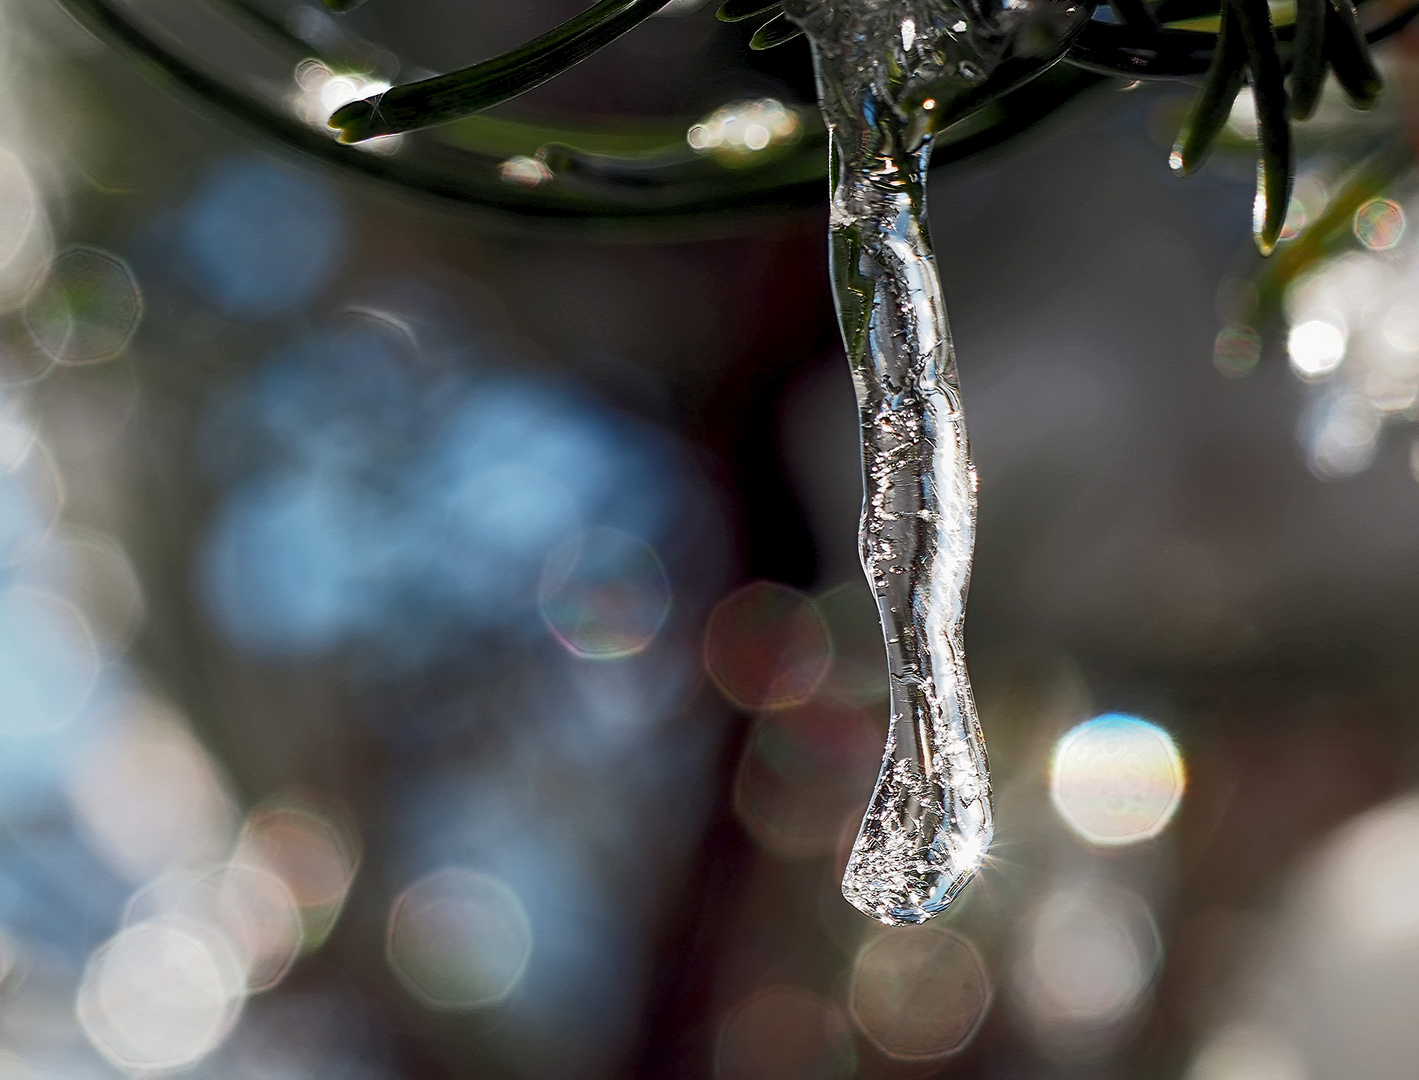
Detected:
left=781, top=0, right=1094, bottom=923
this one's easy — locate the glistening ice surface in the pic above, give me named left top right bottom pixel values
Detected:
left=784, top=0, right=1092, bottom=923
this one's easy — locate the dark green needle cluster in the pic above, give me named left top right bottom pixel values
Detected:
left=714, top=0, right=802, bottom=50
left=1171, top=0, right=1382, bottom=254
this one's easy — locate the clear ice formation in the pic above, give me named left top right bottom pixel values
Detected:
left=781, top=0, right=1094, bottom=923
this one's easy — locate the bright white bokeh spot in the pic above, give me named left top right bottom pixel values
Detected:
left=290, top=61, right=391, bottom=133
left=202, top=863, right=303, bottom=992
left=319, top=75, right=391, bottom=115
left=1288, top=320, right=1346, bottom=379
left=685, top=99, right=800, bottom=157
left=125, top=864, right=303, bottom=994
left=1318, top=795, right=1419, bottom=947
left=1013, top=886, right=1161, bottom=1054
left=386, top=867, right=532, bottom=1011
left=1381, top=303, right=1419, bottom=353
left=0, top=397, right=36, bottom=471
left=66, top=693, right=237, bottom=881
left=0, top=148, right=38, bottom=274
left=1051, top=714, right=1184, bottom=846
left=1185, top=1022, right=1308, bottom=1080
left=77, top=921, right=242, bottom=1071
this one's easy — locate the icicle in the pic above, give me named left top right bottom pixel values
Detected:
left=782, top=0, right=1093, bottom=924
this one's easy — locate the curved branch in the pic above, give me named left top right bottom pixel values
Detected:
left=54, top=0, right=1105, bottom=229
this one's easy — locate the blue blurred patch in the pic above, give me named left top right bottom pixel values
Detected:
left=399, top=774, right=645, bottom=1064
left=202, top=472, right=378, bottom=656
left=180, top=158, right=345, bottom=318
left=198, top=315, right=685, bottom=664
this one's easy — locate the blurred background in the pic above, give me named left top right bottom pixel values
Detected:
left=2, top=1, right=1419, bottom=1078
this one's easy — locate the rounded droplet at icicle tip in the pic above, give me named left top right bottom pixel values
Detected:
left=538, top=526, right=672, bottom=660
left=1050, top=714, right=1184, bottom=846
left=703, top=581, right=832, bottom=710
left=850, top=928, right=991, bottom=1061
